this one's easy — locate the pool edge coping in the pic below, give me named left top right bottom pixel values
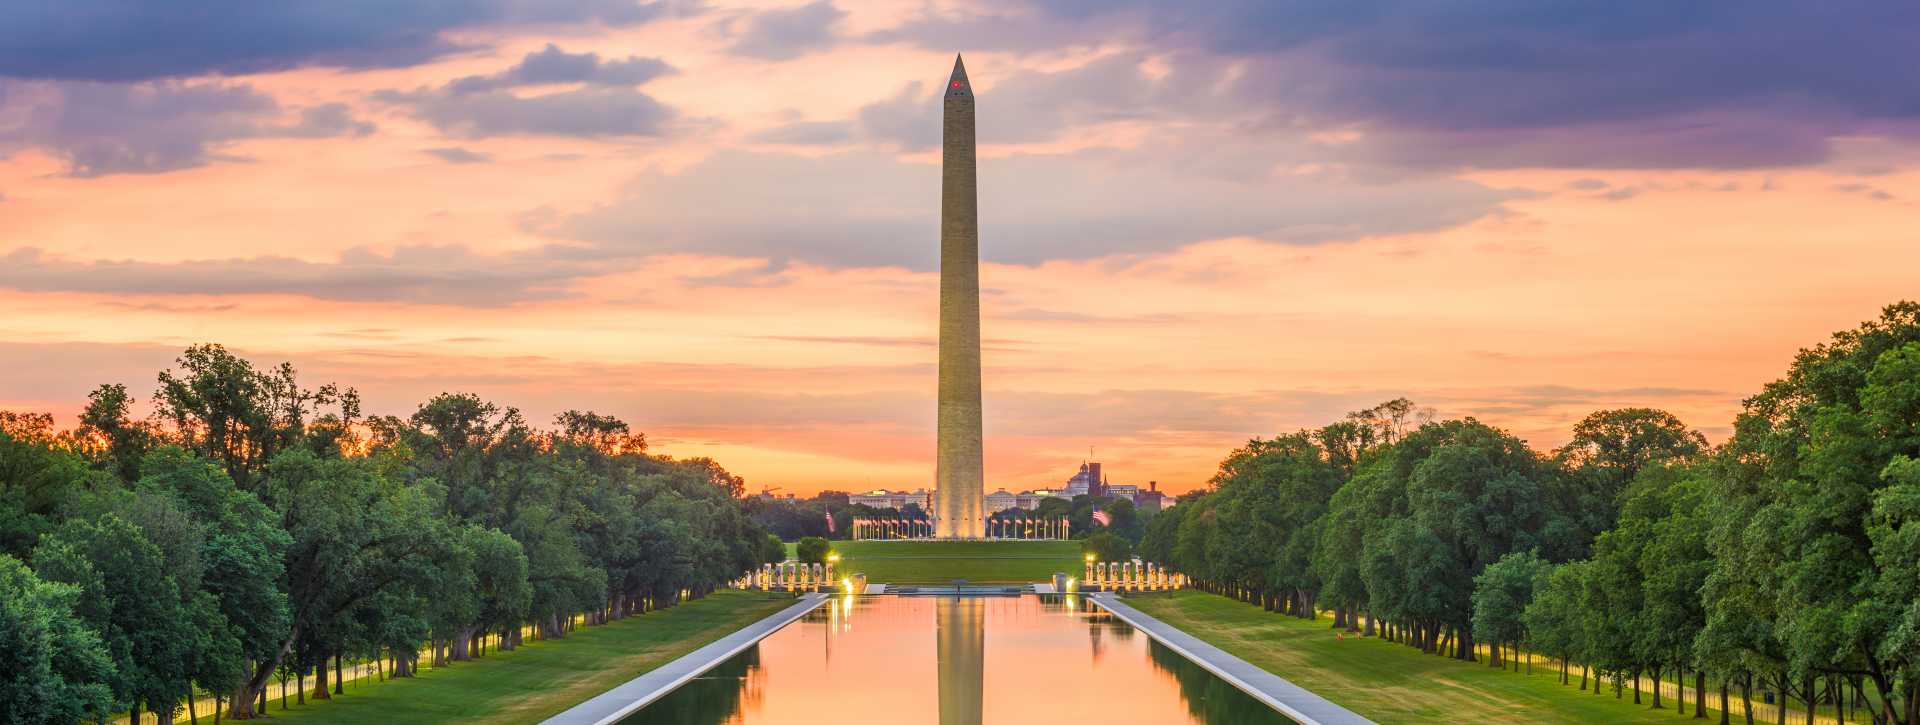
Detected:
left=1090, top=592, right=1376, bottom=725
left=540, top=592, right=829, bottom=725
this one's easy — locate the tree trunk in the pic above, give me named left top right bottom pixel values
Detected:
left=1728, top=678, right=1743, bottom=725
left=311, top=658, right=329, bottom=701
left=452, top=627, right=474, bottom=662
left=1804, top=675, right=1815, bottom=725
left=1775, top=673, right=1786, bottom=725
left=130, top=702, right=140, bottom=725
left=1830, top=676, right=1842, bottom=725
left=1741, top=674, right=1753, bottom=725
left=189, top=690, right=198, bottom=724
left=228, top=625, right=295, bottom=717
left=1698, top=671, right=1708, bottom=718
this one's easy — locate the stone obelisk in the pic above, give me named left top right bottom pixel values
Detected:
left=935, top=54, right=985, bottom=540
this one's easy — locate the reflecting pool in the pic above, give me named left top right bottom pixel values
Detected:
left=621, top=594, right=1295, bottom=724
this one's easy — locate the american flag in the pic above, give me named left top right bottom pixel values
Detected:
left=1092, top=510, right=1112, bottom=526
left=826, top=512, right=835, bottom=533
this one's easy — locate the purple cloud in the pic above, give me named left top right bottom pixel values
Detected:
left=875, top=1, right=1920, bottom=169
left=0, top=80, right=374, bottom=176
left=0, top=1, right=693, bottom=81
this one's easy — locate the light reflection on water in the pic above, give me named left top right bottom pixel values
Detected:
left=620, top=594, right=1295, bottom=725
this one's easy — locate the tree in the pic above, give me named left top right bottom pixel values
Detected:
left=554, top=410, right=647, bottom=455
left=153, top=345, right=349, bottom=488
left=3, top=346, right=783, bottom=723
left=1709, top=303, right=1920, bottom=723
left=1338, top=419, right=1564, bottom=660
left=1138, top=503, right=1186, bottom=565
left=755, top=534, right=783, bottom=567
left=226, top=449, right=442, bottom=719
left=1472, top=550, right=1548, bottom=669
left=795, top=536, right=831, bottom=565
left=0, top=419, right=93, bottom=560
left=134, top=447, right=289, bottom=715
left=469, top=526, right=532, bottom=653
left=32, top=514, right=193, bottom=724
left=0, top=554, right=116, bottom=725
left=1631, top=466, right=1715, bottom=714
left=1524, top=561, right=1591, bottom=686
left=1554, top=408, right=1706, bottom=538
left=1865, top=456, right=1920, bottom=721
left=76, top=384, right=156, bottom=482
left=1556, top=408, right=1708, bottom=486
left=1214, top=433, right=1343, bottom=618
left=1081, top=531, right=1133, bottom=562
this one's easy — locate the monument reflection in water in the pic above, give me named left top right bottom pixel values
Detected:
left=936, top=597, right=984, bottom=725
left=620, top=595, right=1294, bottom=725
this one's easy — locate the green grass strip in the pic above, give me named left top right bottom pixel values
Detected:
left=1125, top=590, right=1746, bottom=724
left=237, top=590, right=797, bottom=725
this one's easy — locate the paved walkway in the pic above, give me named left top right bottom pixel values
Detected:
left=542, top=593, right=829, bottom=725
left=1091, top=593, right=1375, bottom=725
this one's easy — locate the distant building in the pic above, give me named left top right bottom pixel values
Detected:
left=849, top=489, right=932, bottom=510
left=1133, top=481, right=1168, bottom=512
left=1106, top=484, right=1139, bottom=499
left=1016, top=489, right=1066, bottom=509
left=1064, top=462, right=1107, bottom=497
left=985, top=489, right=1018, bottom=513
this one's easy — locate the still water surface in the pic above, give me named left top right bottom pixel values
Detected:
left=623, top=594, right=1295, bottom=724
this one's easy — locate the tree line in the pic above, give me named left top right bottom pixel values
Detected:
left=1140, top=303, right=1920, bottom=725
left=0, top=344, right=780, bottom=724
left=752, top=482, right=1147, bottom=544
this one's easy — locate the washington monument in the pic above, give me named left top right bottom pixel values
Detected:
left=935, top=54, right=985, bottom=539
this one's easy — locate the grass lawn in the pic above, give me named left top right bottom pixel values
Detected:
left=1123, top=590, right=1736, bottom=724
left=829, top=539, right=1082, bottom=584
left=241, top=590, right=798, bottom=725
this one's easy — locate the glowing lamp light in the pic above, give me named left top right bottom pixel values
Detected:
left=1085, top=554, right=1096, bottom=562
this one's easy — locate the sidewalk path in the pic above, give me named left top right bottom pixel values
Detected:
left=541, top=593, right=828, bottom=725
left=1091, top=593, right=1375, bottom=725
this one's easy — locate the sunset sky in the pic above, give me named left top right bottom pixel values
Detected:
left=2, top=1, right=1916, bottom=495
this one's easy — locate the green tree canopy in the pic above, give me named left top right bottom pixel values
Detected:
left=795, top=536, right=831, bottom=565
left=0, top=554, right=116, bottom=725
